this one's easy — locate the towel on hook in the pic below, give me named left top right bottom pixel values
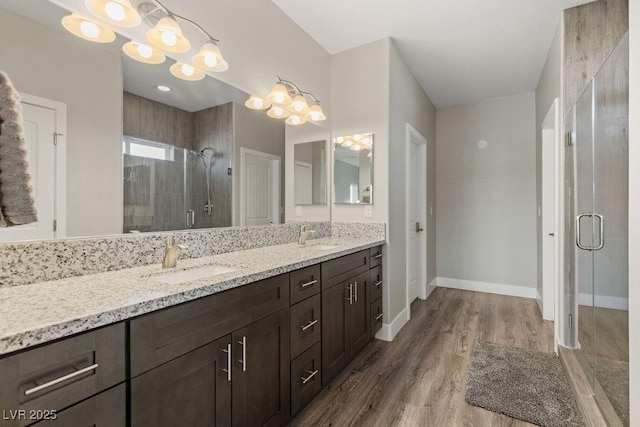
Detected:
left=0, top=70, right=37, bottom=227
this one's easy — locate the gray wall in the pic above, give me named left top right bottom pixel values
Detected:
left=334, top=160, right=359, bottom=203
left=0, top=7, right=123, bottom=238
left=436, top=92, right=537, bottom=289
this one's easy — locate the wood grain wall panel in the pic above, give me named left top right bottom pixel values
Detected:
left=564, top=0, right=628, bottom=114
left=123, top=92, right=195, bottom=149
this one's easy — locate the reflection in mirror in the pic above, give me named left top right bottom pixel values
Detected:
left=0, top=0, right=285, bottom=243
left=294, top=141, right=327, bottom=205
left=333, top=133, right=373, bottom=204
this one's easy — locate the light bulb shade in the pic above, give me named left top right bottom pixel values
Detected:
left=341, top=139, right=353, bottom=148
left=306, top=104, right=327, bottom=122
left=266, top=83, right=292, bottom=105
left=267, top=105, right=290, bottom=119
left=193, top=42, right=229, bottom=72
left=146, top=16, right=191, bottom=53
left=61, top=13, right=116, bottom=43
left=85, top=0, right=141, bottom=26
left=122, top=41, right=166, bottom=64
left=287, top=95, right=309, bottom=114
left=245, top=95, right=271, bottom=110
left=286, top=114, right=307, bottom=126
left=170, top=62, right=205, bottom=81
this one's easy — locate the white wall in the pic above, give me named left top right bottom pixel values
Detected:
left=0, top=7, right=123, bottom=237
left=388, top=40, right=437, bottom=324
left=628, top=0, right=639, bottom=421
left=285, top=124, right=331, bottom=222
left=436, top=93, right=537, bottom=292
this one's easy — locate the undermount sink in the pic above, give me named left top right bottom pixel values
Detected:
left=150, top=264, right=237, bottom=285
left=305, top=244, right=341, bottom=251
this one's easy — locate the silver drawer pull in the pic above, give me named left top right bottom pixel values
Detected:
left=300, top=279, right=318, bottom=288
left=25, top=363, right=99, bottom=396
left=373, top=254, right=383, bottom=259
left=221, top=343, right=231, bottom=382
left=301, top=319, right=318, bottom=331
left=346, top=283, right=353, bottom=304
left=374, top=280, right=382, bottom=288
left=238, top=336, right=247, bottom=372
left=301, top=369, right=319, bottom=384
left=375, top=313, right=383, bottom=321
left=354, top=281, right=358, bottom=302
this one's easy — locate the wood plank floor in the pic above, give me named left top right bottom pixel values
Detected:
left=290, top=288, right=555, bottom=427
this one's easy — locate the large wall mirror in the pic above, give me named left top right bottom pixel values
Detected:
left=333, top=133, right=373, bottom=204
left=0, top=0, right=291, bottom=243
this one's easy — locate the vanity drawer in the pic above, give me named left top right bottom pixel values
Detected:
left=321, top=250, right=369, bottom=290
left=290, top=265, right=321, bottom=305
left=130, top=274, right=289, bottom=377
left=291, top=342, right=322, bottom=416
left=370, top=265, right=383, bottom=301
left=290, top=294, right=321, bottom=359
left=369, top=246, right=383, bottom=268
left=0, top=324, right=125, bottom=427
left=371, top=298, right=383, bottom=336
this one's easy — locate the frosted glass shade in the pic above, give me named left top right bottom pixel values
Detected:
left=85, top=0, right=141, bottom=27
left=61, top=13, right=116, bottom=43
left=170, top=62, right=205, bottom=81
left=146, top=17, right=190, bottom=53
left=193, top=42, right=229, bottom=72
left=122, top=41, right=166, bottom=64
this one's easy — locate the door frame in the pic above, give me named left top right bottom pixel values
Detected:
left=239, top=147, right=281, bottom=226
left=405, top=124, right=428, bottom=316
left=541, top=98, right=561, bottom=325
left=20, top=93, right=67, bottom=239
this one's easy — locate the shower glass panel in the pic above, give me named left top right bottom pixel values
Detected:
left=573, top=32, right=629, bottom=426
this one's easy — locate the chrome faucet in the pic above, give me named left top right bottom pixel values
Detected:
left=298, top=225, right=316, bottom=245
left=162, top=235, right=188, bottom=269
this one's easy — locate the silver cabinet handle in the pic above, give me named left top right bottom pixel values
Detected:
left=238, top=336, right=247, bottom=372
left=301, top=319, right=318, bottom=331
left=373, top=254, right=383, bottom=259
left=375, top=313, right=383, bottom=321
left=346, top=284, right=353, bottom=304
left=576, top=213, right=593, bottom=251
left=374, top=280, right=382, bottom=288
left=300, top=279, right=317, bottom=289
left=221, top=343, right=231, bottom=382
left=594, top=214, right=604, bottom=251
left=186, top=210, right=195, bottom=228
left=354, top=281, right=358, bottom=302
left=301, top=369, right=319, bottom=384
left=25, top=363, right=98, bottom=396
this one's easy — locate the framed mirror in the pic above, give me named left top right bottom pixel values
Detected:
left=0, top=0, right=287, bottom=243
left=333, top=133, right=373, bottom=204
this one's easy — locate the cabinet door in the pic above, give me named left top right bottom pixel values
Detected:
left=232, top=310, right=290, bottom=427
left=321, top=282, right=350, bottom=385
left=350, top=271, right=371, bottom=356
left=131, top=335, right=232, bottom=427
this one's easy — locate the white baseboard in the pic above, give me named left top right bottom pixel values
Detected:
left=436, top=277, right=537, bottom=299
left=375, top=306, right=409, bottom=342
left=536, top=290, right=543, bottom=313
left=425, top=278, right=437, bottom=299
left=578, top=293, right=628, bottom=310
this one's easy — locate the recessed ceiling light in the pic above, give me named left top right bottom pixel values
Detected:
left=157, top=85, right=171, bottom=92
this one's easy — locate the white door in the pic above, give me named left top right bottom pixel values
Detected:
left=0, top=103, right=56, bottom=242
left=242, top=149, right=280, bottom=226
left=408, top=139, right=421, bottom=302
left=294, top=161, right=312, bottom=205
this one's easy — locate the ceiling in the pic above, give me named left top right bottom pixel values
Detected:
left=273, top=0, right=594, bottom=108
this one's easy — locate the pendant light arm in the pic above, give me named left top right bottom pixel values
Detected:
left=152, top=0, right=220, bottom=43
left=276, top=77, right=320, bottom=105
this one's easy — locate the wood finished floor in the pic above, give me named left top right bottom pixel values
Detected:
left=290, top=288, right=555, bottom=427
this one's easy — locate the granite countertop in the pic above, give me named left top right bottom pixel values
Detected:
left=0, top=237, right=385, bottom=356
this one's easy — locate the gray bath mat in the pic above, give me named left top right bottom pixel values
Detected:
left=465, top=341, right=584, bottom=427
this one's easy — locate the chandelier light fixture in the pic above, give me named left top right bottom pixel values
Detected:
left=246, top=77, right=327, bottom=126
left=60, top=0, right=228, bottom=82
left=333, top=133, right=373, bottom=152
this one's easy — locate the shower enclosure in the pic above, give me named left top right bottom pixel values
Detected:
left=569, top=33, right=629, bottom=425
left=123, top=136, right=231, bottom=233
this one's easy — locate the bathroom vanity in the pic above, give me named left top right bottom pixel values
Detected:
left=0, top=239, right=384, bottom=426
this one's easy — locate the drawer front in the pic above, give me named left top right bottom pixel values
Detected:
left=291, top=342, right=322, bottom=416
left=369, top=265, right=383, bottom=302
left=0, top=323, right=125, bottom=427
left=369, top=246, right=383, bottom=268
left=290, top=294, right=321, bottom=360
left=371, top=297, right=383, bottom=337
left=290, top=265, right=321, bottom=305
left=321, top=250, right=369, bottom=290
left=130, top=274, right=289, bottom=377
left=31, top=384, right=126, bottom=427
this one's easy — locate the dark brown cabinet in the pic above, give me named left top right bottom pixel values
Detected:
left=350, top=271, right=371, bottom=357
left=232, top=309, right=290, bottom=427
left=131, top=336, right=231, bottom=427
left=369, top=246, right=384, bottom=339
